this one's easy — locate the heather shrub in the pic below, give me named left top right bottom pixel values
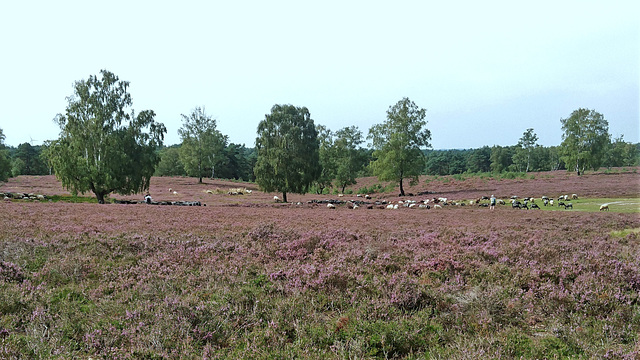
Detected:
left=0, top=202, right=638, bottom=358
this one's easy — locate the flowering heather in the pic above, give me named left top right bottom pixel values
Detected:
left=0, top=172, right=639, bottom=358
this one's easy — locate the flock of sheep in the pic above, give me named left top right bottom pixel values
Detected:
left=288, top=193, right=608, bottom=211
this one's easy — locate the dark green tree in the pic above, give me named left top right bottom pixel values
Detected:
left=513, top=128, right=539, bottom=172
left=13, top=143, right=47, bottom=175
left=178, top=107, right=227, bottom=183
left=0, top=128, right=11, bottom=181
left=560, top=108, right=610, bottom=175
left=155, top=145, right=185, bottom=176
left=368, top=98, right=431, bottom=196
left=467, top=146, right=491, bottom=173
left=314, top=125, right=336, bottom=194
left=334, top=126, right=366, bottom=193
left=254, top=104, right=321, bottom=202
left=46, top=70, right=166, bottom=203
left=490, top=145, right=515, bottom=173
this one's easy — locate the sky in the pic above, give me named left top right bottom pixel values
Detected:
left=1, top=1, right=638, bottom=150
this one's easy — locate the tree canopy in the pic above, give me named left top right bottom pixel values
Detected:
left=178, top=107, right=227, bottom=183
left=560, top=108, right=609, bottom=175
left=46, top=70, right=166, bottom=203
left=368, top=97, right=431, bottom=196
left=0, top=128, right=11, bottom=182
left=333, top=126, right=366, bottom=193
left=254, top=104, right=321, bottom=202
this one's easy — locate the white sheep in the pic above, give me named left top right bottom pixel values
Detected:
left=386, top=204, right=394, bottom=209
left=599, top=204, right=609, bottom=211
left=274, top=196, right=280, bottom=202
left=434, top=204, right=442, bottom=209
left=173, top=191, right=178, bottom=195
left=327, top=203, right=336, bottom=209
left=572, top=194, right=579, bottom=199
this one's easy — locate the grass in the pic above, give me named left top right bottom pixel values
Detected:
left=537, top=198, right=640, bottom=213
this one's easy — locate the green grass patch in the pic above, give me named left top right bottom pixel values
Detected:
left=610, top=228, right=640, bottom=238
left=539, top=198, right=640, bottom=213
left=47, top=194, right=100, bottom=203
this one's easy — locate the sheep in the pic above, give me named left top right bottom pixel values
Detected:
left=599, top=204, right=609, bottom=211
left=530, top=203, right=540, bottom=209
left=386, top=204, right=394, bottom=209
left=550, top=199, right=554, bottom=206
left=409, top=203, right=417, bottom=208
left=572, top=194, right=578, bottom=200
left=564, top=203, right=573, bottom=209
left=365, top=194, right=372, bottom=199
left=169, top=188, right=172, bottom=193
left=274, top=196, right=281, bottom=202
left=338, top=194, right=344, bottom=197
left=497, top=199, right=505, bottom=205
left=433, top=204, right=442, bottom=209
left=543, top=199, right=549, bottom=206
left=173, top=191, right=178, bottom=195
left=327, top=203, right=336, bottom=209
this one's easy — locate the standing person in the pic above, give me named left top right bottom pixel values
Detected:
left=490, top=194, right=496, bottom=210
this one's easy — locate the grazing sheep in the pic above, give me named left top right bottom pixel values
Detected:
left=558, top=201, right=565, bottom=207
left=564, top=203, right=573, bottom=209
left=572, top=194, right=578, bottom=200
left=434, top=204, right=442, bottom=209
left=599, top=204, right=609, bottom=211
left=274, top=196, right=281, bottom=202
left=550, top=199, right=554, bottom=206
left=530, top=203, right=540, bottom=209
left=173, top=191, right=178, bottom=195
left=543, top=199, right=549, bottom=206
left=365, top=194, right=372, bottom=199
left=327, top=203, right=336, bottom=209
left=386, top=204, right=394, bottom=209
left=497, top=199, right=505, bottom=205
left=169, top=188, right=172, bottom=193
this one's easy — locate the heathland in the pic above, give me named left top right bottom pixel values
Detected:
left=0, top=169, right=639, bottom=358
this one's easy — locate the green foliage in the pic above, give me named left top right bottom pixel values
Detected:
left=0, top=128, right=11, bottom=181
left=178, top=107, right=227, bottom=183
left=155, top=145, right=185, bottom=176
left=560, top=108, right=610, bottom=174
left=333, top=126, right=367, bottom=193
left=357, top=183, right=395, bottom=194
left=466, top=146, right=491, bottom=173
left=45, top=70, right=166, bottom=203
left=254, top=104, right=321, bottom=202
left=513, top=128, right=539, bottom=172
left=12, top=143, right=48, bottom=175
left=369, top=98, right=431, bottom=195
left=314, top=124, right=336, bottom=194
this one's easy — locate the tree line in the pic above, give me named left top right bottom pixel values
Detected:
left=0, top=70, right=638, bottom=201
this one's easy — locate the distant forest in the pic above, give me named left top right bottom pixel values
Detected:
left=2, top=138, right=638, bottom=183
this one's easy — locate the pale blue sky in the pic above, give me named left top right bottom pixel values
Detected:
left=1, top=1, right=638, bottom=149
